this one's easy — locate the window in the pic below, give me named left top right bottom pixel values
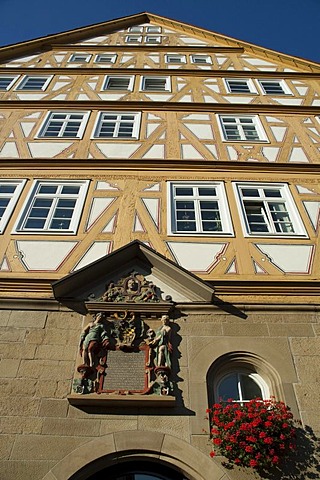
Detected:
left=258, top=80, right=291, bottom=95
left=207, top=353, right=272, bottom=408
left=68, top=53, right=92, bottom=63
left=93, top=112, right=141, bottom=138
left=15, top=180, right=89, bottom=233
left=0, top=180, right=26, bottom=233
left=165, top=54, right=186, bottom=64
left=128, top=26, right=143, bottom=33
left=38, top=111, right=90, bottom=138
left=141, top=76, right=170, bottom=91
left=168, top=182, right=233, bottom=235
left=102, top=75, right=134, bottom=91
left=225, top=78, right=256, bottom=94
left=218, top=115, right=267, bottom=141
left=234, top=183, right=306, bottom=236
left=125, top=35, right=142, bottom=43
left=16, top=76, right=52, bottom=91
left=0, top=76, right=19, bottom=90
left=94, top=54, right=117, bottom=64
left=145, top=36, right=161, bottom=44
left=146, top=26, right=161, bottom=33
left=217, top=372, right=266, bottom=403
left=190, top=54, right=212, bottom=64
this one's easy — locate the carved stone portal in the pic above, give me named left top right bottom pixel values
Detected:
left=73, top=272, right=174, bottom=397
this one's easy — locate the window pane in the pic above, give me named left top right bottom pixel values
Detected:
left=244, top=202, right=269, bottom=232
left=61, top=186, right=80, bottom=195
left=175, top=187, right=193, bottom=196
left=240, top=374, right=262, bottom=400
left=261, top=81, right=285, bottom=94
left=264, top=189, right=282, bottom=198
left=218, top=373, right=240, bottom=401
left=241, top=188, right=259, bottom=197
left=0, top=77, right=15, bottom=90
left=198, top=187, right=216, bottom=196
left=228, top=80, right=250, bottom=93
left=0, top=185, right=16, bottom=194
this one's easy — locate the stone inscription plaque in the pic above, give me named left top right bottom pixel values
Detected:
left=103, top=349, right=146, bottom=391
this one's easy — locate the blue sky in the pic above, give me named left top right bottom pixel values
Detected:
left=0, top=0, right=319, bottom=63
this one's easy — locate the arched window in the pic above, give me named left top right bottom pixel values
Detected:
left=217, top=370, right=268, bottom=403
left=86, top=460, right=188, bottom=480
left=207, top=352, right=283, bottom=407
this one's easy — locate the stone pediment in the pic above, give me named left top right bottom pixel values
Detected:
left=52, top=240, right=214, bottom=314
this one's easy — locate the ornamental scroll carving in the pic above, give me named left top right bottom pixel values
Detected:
left=73, top=273, right=174, bottom=397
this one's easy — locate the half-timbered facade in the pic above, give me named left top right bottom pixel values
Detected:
left=1, top=12, right=319, bottom=480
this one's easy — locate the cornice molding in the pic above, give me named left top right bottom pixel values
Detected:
left=1, top=158, right=320, bottom=174
left=1, top=67, right=319, bottom=79
left=1, top=277, right=320, bottom=303
left=0, top=100, right=319, bottom=115
left=51, top=45, right=244, bottom=53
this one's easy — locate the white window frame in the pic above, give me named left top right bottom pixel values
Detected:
left=258, top=79, right=292, bottom=95
left=167, top=181, right=233, bottom=236
left=0, top=75, right=19, bottom=91
left=233, top=182, right=307, bottom=237
left=92, top=112, right=141, bottom=139
left=102, top=75, right=135, bottom=91
left=0, top=180, right=26, bottom=233
left=68, top=53, right=92, bottom=63
left=165, top=54, right=186, bottom=64
left=94, top=54, right=117, bottom=64
left=14, top=180, right=89, bottom=234
left=218, top=115, right=268, bottom=142
left=190, top=54, right=212, bottom=65
left=224, top=78, right=257, bottom=94
left=37, top=111, right=90, bottom=139
left=128, top=26, right=143, bottom=33
left=145, top=36, right=161, bottom=44
left=140, top=76, right=171, bottom=92
left=125, top=35, right=142, bottom=43
left=146, top=26, right=162, bottom=33
left=16, top=75, right=52, bottom=91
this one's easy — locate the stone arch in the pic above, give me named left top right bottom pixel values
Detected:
left=188, top=336, right=299, bottom=437
left=41, top=430, right=228, bottom=480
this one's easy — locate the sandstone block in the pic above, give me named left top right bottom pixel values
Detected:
left=0, top=434, right=14, bottom=460
left=0, top=359, right=20, bottom=377
left=8, top=311, right=47, bottom=329
left=0, top=460, right=56, bottom=480
left=44, top=329, right=78, bottom=346
left=178, top=323, right=223, bottom=337
left=10, top=435, right=90, bottom=460
left=1, top=343, right=36, bottom=359
left=295, top=383, right=320, bottom=410
left=25, top=329, right=45, bottom=344
left=41, top=418, right=101, bottom=437
left=46, top=311, right=82, bottom=330
left=39, top=399, right=68, bottom=418
left=138, top=416, right=189, bottom=442
left=268, top=324, right=314, bottom=337
left=0, top=311, right=10, bottom=326
left=294, top=356, right=320, bottom=383
left=0, top=396, right=40, bottom=417
left=291, top=337, right=320, bottom=356
left=35, top=345, right=77, bottom=362
left=0, top=327, right=26, bottom=343
left=0, top=416, right=43, bottom=434
left=100, top=419, right=137, bottom=435
left=222, top=323, right=269, bottom=336
left=18, top=359, right=73, bottom=380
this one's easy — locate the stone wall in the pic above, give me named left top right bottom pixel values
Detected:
left=0, top=304, right=319, bottom=480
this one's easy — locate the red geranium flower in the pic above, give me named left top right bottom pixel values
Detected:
left=208, top=397, right=297, bottom=471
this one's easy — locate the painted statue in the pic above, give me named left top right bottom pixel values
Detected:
left=79, top=312, right=113, bottom=367
left=148, top=314, right=172, bottom=369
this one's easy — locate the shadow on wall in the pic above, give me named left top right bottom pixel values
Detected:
left=258, top=426, right=320, bottom=480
